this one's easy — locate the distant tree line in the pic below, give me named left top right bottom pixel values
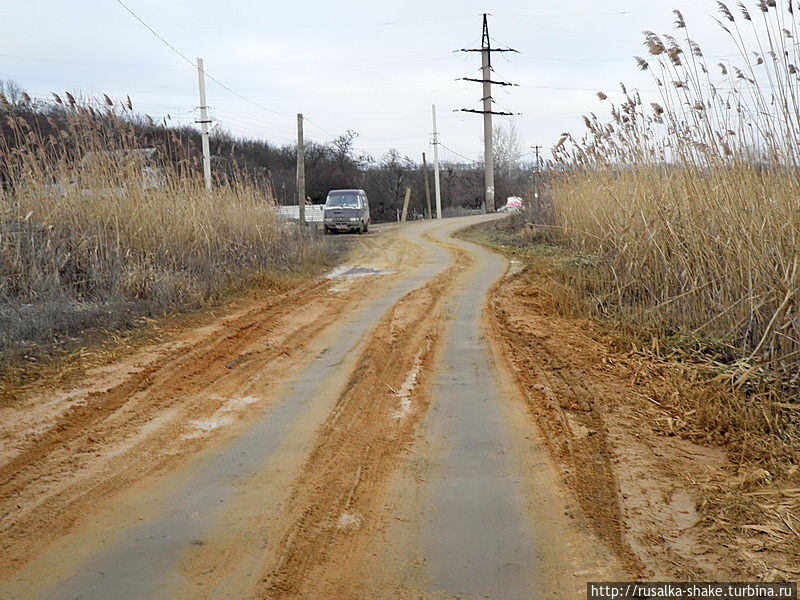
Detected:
left=0, top=80, right=534, bottom=222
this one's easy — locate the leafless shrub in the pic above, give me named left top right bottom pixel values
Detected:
left=0, top=92, right=331, bottom=365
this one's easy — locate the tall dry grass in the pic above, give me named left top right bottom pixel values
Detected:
left=0, top=93, right=329, bottom=363
left=551, top=0, right=800, bottom=388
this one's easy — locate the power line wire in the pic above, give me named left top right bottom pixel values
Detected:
left=0, top=50, right=453, bottom=70
left=209, top=107, right=296, bottom=135
left=1, top=46, right=768, bottom=71
left=438, top=142, right=476, bottom=163
left=113, top=0, right=285, bottom=116
left=0, top=12, right=475, bottom=29
left=303, top=116, right=337, bottom=139
left=502, top=0, right=709, bottom=18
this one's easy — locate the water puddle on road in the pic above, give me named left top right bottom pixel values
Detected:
left=325, top=266, right=397, bottom=280
left=185, top=396, right=261, bottom=437
left=189, top=416, right=233, bottom=433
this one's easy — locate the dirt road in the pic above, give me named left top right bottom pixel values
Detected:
left=0, top=215, right=622, bottom=599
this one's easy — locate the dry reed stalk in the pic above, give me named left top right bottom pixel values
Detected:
left=550, top=1, right=800, bottom=383
left=0, top=91, right=331, bottom=367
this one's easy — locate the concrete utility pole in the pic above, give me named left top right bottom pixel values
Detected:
left=458, top=15, right=518, bottom=213
left=422, top=152, right=432, bottom=219
left=531, top=144, right=542, bottom=200
left=296, top=113, right=306, bottom=225
left=400, top=187, right=411, bottom=222
left=481, top=18, right=494, bottom=213
left=196, top=57, right=212, bottom=191
left=431, top=104, right=442, bottom=219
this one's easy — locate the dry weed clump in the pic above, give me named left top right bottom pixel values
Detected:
left=0, top=92, right=329, bottom=366
left=695, top=463, right=800, bottom=579
left=550, top=1, right=800, bottom=392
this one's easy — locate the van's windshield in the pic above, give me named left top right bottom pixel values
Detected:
left=326, top=193, right=360, bottom=208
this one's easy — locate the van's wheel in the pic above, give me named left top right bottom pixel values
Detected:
left=363, top=221, right=368, bottom=233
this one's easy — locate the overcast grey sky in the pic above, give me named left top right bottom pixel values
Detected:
left=1, top=0, right=739, bottom=163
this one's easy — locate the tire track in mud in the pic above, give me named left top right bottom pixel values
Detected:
left=1, top=280, right=325, bottom=482
left=255, top=241, right=472, bottom=600
left=0, top=277, right=378, bottom=574
left=485, top=271, right=647, bottom=577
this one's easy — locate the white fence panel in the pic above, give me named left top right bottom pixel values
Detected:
left=276, top=204, right=325, bottom=222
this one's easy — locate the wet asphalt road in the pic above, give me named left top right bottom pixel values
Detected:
left=419, top=221, right=538, bottom=599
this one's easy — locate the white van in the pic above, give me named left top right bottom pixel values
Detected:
left=323, top=189, right=370, bottom=234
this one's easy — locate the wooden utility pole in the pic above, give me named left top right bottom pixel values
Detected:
left=422, top=152, right=432, bottom=219
left=296, top=113, right=305, bottom=225
left=400, top=187, right=412, bottom=222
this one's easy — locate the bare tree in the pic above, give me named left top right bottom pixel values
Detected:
left=0, top=79, right=25, bottom=105
left=492, top=121, right=523, bottom=178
